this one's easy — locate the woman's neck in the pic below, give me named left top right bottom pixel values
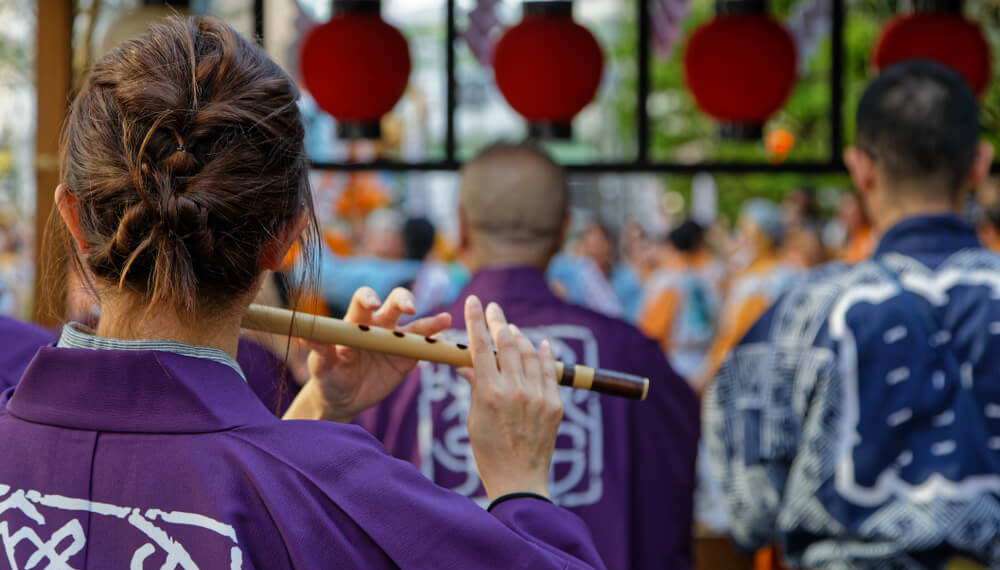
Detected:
left=96, top=296, right=244, bottom=358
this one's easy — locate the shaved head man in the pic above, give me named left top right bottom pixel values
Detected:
left=458, top=144, right=569, bottom=268
left=361, top=143, right=699, bottom=570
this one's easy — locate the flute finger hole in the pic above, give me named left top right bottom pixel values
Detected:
left=358, top=325, right=370, bottom=331
left=424, top=337, right=437, bottom=343
left=393, top=331, right=405, bottom=338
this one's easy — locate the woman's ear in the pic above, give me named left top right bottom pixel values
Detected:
left=55, top=184, right=90, bottom=252
left=260, top=209, right=310, bottom=272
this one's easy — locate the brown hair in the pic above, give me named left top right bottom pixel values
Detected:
left=58, top=16, right=316, bottom=316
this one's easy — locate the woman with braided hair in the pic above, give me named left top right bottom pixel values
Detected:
left=0, top=17, right=603, bottom=569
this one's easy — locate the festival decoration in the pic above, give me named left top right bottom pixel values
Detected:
left=765, top=128, right=795, bottom=163
left=464, top=0, right=502, bottom=66
left=650, top=0, right=690, bottom=60
left=299, top=0, right=411, bottom=139
left=493, top=1, right=604, bottom=139
left=683, top=1, right=797, bottom=140
left=873, top=2, right=990, bottom=96
left=785, top=0, right=831, bottom=74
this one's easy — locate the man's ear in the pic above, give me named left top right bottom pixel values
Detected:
left=965, top=141, right=995, bottom=191
left=55, top=184, right=90, bottom=252
left=844, top=147, right=877, bottom=198
left=260, top=209, right=309, bottom=272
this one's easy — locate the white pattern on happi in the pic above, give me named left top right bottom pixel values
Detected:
left=0, top=484, right=243, bottom=569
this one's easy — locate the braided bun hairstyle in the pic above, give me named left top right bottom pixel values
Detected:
left=60, top=16, right=315, bottom=315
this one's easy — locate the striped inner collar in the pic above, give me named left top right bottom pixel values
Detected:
left=56, top=322, right=247, bottom=382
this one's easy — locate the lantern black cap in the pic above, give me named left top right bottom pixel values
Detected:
left=524, top=1, right=573, bottom=16
left=715, top=0, right=767, bottom=15
left=914, top=0, right=963, bottom=12
left=333, top=0, right=381, bottom=15
left=528, top=121, right=573, bottom=140
left=717, top=122, right=763, bottom=141
left=337, top=121, right=382, bottom=140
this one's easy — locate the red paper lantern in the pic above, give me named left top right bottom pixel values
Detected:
left=873, top=6, right=991, bottom=96
left=683, top=3, right=797, bottom=140
left=493, top=1, right=604, bottom=139
left=299, top=1, right=411, bottom=139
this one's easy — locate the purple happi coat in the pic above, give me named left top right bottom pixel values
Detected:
left=231, top=338, right=300, bottom=415
left=359, top=267, right=700, bottom=570
left=0, top=316, right=54, bottom=390
left=0, top=315, right=299, bottom=414
left=0, top=343, right=605, bottom=568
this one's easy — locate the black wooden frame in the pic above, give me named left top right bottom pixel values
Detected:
left=260, top=0, right=854, bottom=174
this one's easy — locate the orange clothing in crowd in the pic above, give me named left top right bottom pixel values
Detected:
left=698, top=254, right=799, bottom=391
left=278, top=241, right=330, bottom=317
left=639, top=288, right=680, bottom=348
left=638, top=250, right=723, bottom=380
left=841, top=225, right=874, bottom=264
left=978, top=225, right=1000, bottom=254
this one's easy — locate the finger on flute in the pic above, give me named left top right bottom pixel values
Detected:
left=242, top=304, right=648, bottom=400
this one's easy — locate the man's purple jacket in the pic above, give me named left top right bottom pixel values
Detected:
left=0, top=316, right=53, bottom=391
left=0, top=316, right=606, bottom=568
left=359, top=266, right=700, bottom=569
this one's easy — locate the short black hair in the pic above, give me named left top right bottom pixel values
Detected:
left=404, top=217, right=435, bottom=260
left=668, top=220, right=704, bottom=252
left=856, top=59, right=979, bottom=197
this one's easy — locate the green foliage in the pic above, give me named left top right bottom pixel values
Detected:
left=611, top=0, right=1000, bottom=220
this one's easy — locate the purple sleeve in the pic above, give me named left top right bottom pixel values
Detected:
left=354, top=371, right=422, bottom=461
left=628, top=335, right=699, bottom=569
left=237, top=421, right=607, bottom=569
left=490, top=498, right=606, bottom=568
left=236, top=338, right=300, bottom=416
left=354, top=397, right=387, bottom=440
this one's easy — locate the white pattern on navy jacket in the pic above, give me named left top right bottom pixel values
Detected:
left=705, top=216, right=1000, bottom=569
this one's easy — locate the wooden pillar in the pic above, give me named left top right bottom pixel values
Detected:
left=32, top=0, right=74, bottom=326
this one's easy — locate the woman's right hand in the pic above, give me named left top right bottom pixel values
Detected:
left=458, top=295, right=563, bottom=502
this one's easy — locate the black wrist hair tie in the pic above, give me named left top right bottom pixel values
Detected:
left=486, top=492, right=552, bottom=512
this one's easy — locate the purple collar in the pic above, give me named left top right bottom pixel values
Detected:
left=453, top=266, right=558, bottom=306
left=4, top=347, right=277, bottom=433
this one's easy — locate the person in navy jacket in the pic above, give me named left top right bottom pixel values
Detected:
left=705, top=61, right=999, bottom=569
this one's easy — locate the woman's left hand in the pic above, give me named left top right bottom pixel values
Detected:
left=282, top=286, right=451, bottom=422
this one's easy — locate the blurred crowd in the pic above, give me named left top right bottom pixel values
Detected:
left=0, top=205, right=33, bottom=318
left=230, top=174, right=1000, bottom=543
left=217, top=174, right=1000, bottom=401
left=3, top=11, right=1000, bottom=569
left=255, top=185, right=882, bottom=389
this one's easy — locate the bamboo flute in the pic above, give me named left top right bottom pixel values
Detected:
left=243, top=304, right=649, bottom=400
